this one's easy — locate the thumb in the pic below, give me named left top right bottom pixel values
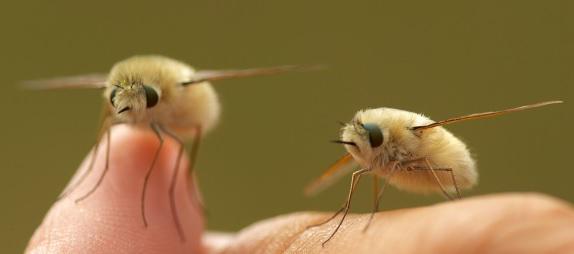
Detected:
left=26, top=125, right=204, bottom=254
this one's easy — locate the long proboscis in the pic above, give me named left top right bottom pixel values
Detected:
left=411, top=100, right=563, bottom=131
left=181, top=64, right=325, bottom=86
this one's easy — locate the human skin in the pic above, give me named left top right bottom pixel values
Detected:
left=26, top=125, right=574, bottom=253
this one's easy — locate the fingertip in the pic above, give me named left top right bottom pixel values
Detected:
left=27, top=125, right=204, bottom=254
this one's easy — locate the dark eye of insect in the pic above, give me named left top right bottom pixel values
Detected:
left=143, top=85, right=159, bottom=108
left=362, top=123, right=384, bottom=148
left=109, top=88, right=118, bottom=107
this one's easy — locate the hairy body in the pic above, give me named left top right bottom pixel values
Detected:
left=106, top=55, right=220, bottom=137
left=306, top=101, right=561, bottom=245
left=344, top=108, right=477, bottom=194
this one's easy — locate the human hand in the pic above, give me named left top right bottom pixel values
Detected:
left=26, top=126, right=574, bottom=253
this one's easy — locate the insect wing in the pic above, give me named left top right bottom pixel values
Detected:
left=182, top=64, right=324, bottom=86
left=304, top=153, right=358, bottom=196
left=22, top=73, right=108, bottom=90
left=412, top=100, right=563, bottom=130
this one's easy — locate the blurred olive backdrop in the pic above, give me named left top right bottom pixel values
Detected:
left=1, top=0, right=572, bottom=252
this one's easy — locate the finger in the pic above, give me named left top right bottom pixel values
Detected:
left=26, top=125, right=204, bottom=254
left=206, top=193, right=574, bottom=254
left=203, top=232, right=235, bottom=254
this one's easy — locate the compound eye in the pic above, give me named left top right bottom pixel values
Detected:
left=362, top=123, right=384, bottom=148
left=109, top=88, right=118, bottom=107
left=143, top=85, right=159, bottom=108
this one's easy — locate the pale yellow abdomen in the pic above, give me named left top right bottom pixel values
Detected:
left=387, top=127, right=477, bottom=194
left=160, top=82, right=221, bottom=139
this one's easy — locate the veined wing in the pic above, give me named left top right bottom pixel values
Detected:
left=182, top=64, right=324, bottom=86
left=412, top=100, right=563, bottom=130
left=304, top=153, right=358, bottom=196
left=22, top=73, right=108, bottom=90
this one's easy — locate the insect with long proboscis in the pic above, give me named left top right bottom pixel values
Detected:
left=25, top=55, right=320, bottom=241
left=305, top=100, right=562, bottom=246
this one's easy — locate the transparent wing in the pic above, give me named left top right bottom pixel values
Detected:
left=182, top=64, right=325, bottom=86
left=412, top=100, right=563, bottom=130
left=304, top=153, right=358, bottom=196
left=21, top=73, right=108, bottom=90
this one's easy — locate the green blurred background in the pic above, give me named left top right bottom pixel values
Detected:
left=0, top=0, right=571, bottom=252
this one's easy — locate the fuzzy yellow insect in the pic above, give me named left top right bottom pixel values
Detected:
left=25, top=55, right=316, bottom=241
left=305, top=101, right=562, bottom=245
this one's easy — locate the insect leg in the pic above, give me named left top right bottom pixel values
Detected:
left=188, top=126, right=202, bottom=176
left=141, top=123, right=164, bottom=228
left=407, top=166, right=461, bottom=199
left=363, top=163, right=399, bottom=232
left=322, top=168, right=369, bottom=246
left=405, top=158, right=456, bottom=200
left=306, top=166, right=365, bottom=229
left=158, top=126, right=187, bottom=242
left=57, top=141, right=100, bottom=200
left=447, top=168, right=461, bottom=199
left=75, top=126, right=112, bottom=203
left=60, top=117, right=114, bottom=201
left=188, top=126, right=206, bottom=212
left=307, top=205, right=346, bottom=229
left=370, top=176, right=380, bottom=215
left=425, top=159, right=453, bottom=200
